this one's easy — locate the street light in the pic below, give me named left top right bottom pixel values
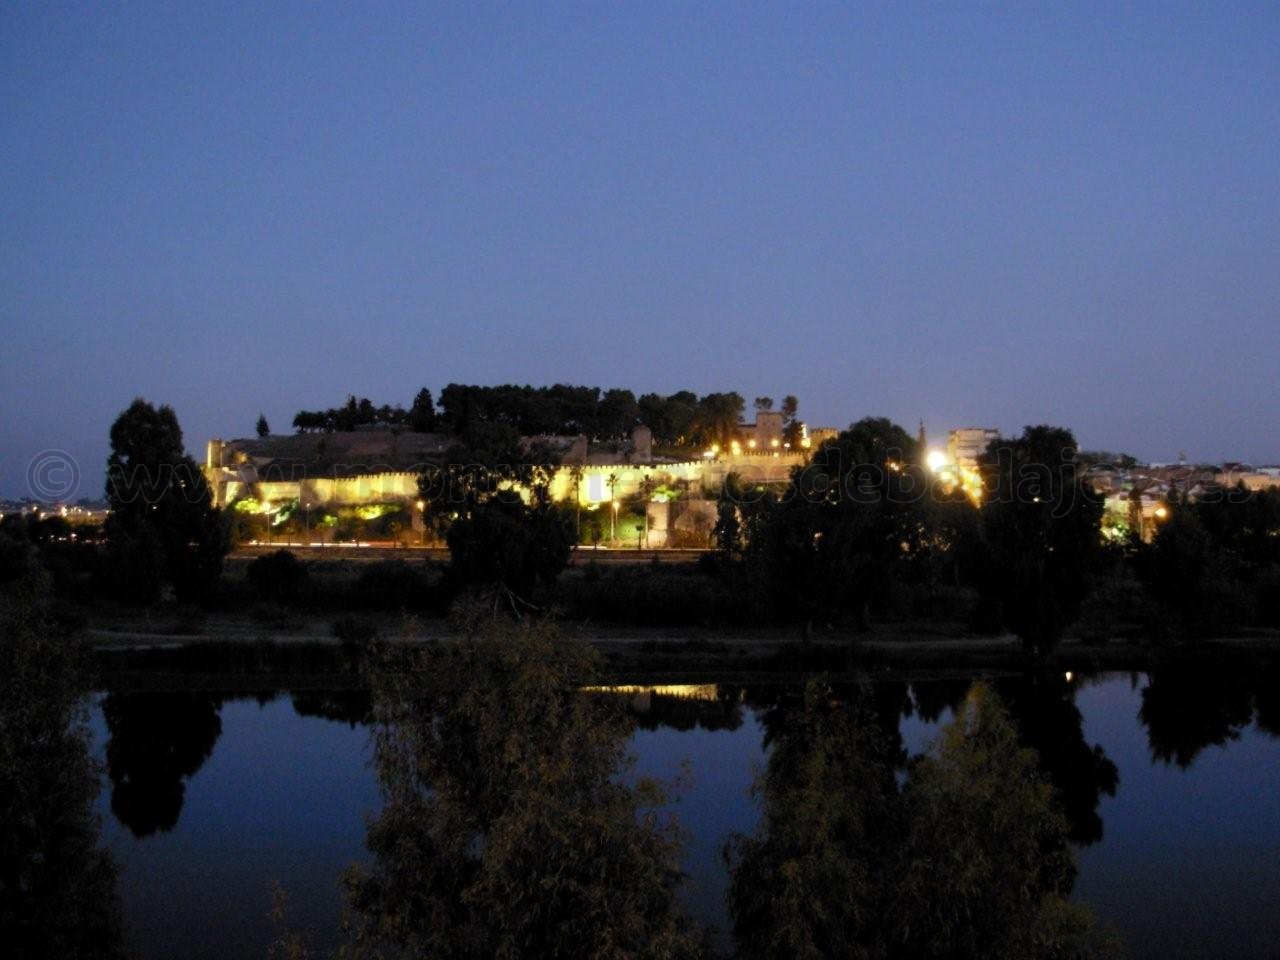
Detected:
left=416, top=500, right=426, bottom=545
left=611, top=499, right=619, bottom=545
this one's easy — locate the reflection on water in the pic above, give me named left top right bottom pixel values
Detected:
left=13, top=643, right=1276, bottom=957
left=588, top=684, right=747, bottom=733
left=994, top=673, right=1119, bottom=845
left=102, top=691, right=224, bottom=837
left=1140, top=668, right=1267, bottom=768
left=727, top=681, right=1119, bottom=958
left=290, top=690, right=372, bottom=728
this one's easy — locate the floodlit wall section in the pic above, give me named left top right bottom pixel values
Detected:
left=205, top=453, right=806, bottom=509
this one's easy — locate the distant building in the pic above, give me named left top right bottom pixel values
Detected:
left=1216, top=465, right=1280, bottom=492
left=201, top=412, right=828, bottom=545
left=947, top=427, right=1001, bottom=469
left=738, top=410, right=785, bottom=448
left=806, top=426, right=839, bottom=448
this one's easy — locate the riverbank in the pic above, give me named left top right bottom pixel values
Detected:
left=86, top=605, right=1280, bottom=691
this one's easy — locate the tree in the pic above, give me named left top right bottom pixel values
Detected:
left=664, top=390, right=699, bottom=445
left=342, top=615, right=701, bottom=958
left=754, top=396, right=774, bottom=412
left=0, top=570, right=127, bottom=958
left=444, top=498, right=573, bottom=607
left=1146, top=503, right=1242, bottom=639
left=891, top=684, right=1116, bottom=959
left=423, top=422, right=572, bottom=608
left=246, top=549, right=310, bottom=605
left=692, top=392, right=745, bottom=447
left=742, top=417, right=926, bottom=640
left=256, top=413, right=270, bottom=438
left=104, top=399, right=228, bottom=602
left=408, top=388, right=437, bottom=432
left=597, top=388, right=639, bottom=441
left=975, top=425, right=1104, bottom=654
left=780, top=395, right=802, bottom=446
left=727, top=682, right=900, bottom=959
left=726, top=682, right=1118, bottom=960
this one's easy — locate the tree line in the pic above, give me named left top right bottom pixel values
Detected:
left=288, top=384, right=803, bottom=448
left=290, top=389, right=439, bottom=434
left=11, top=397, right=1279, bottom=653
left=707, top=417, right=1280, bottom=651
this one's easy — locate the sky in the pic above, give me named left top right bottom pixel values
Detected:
left=2, top=2, right=1278, bottom=499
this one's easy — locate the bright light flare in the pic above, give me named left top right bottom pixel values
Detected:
left=926, top=450, right=948, bottom=473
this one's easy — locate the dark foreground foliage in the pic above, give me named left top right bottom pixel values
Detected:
left=338, top=611, right=703, bottom=959
left=0, top=569, right=127, bottom=959
left=727, top=681, right=1121, bottom=960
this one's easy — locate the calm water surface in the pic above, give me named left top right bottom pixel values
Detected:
left=87, top=671, right=1280, bottom=959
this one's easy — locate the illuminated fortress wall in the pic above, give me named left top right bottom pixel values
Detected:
left=205, top=437, right=805, bottom=511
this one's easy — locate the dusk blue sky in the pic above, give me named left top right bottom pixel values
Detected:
left=3, top=2, right=1278, bottom=499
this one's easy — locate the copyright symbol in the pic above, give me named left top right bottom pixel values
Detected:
left=27, top=449, right=81, bottom=502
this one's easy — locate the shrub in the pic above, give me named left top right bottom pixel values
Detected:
left=247, top=550, right=309, bottom=605
left=1255, top=566, right=1280, bottom=628
left=555, top=565, right=740, bottom=627
left=250, top=602, right=291, bottom=627
left=1075, top=577, right=1144, bottom=645
left=331, top=615, right=379, bottom=645
left=351, top=560, right=427, bottom=611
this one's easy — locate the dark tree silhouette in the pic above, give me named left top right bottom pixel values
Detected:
left=423, top=422, right=572, bottom=608
left=104, top=398, right=228, bottom=602
left=975, top=425, right=1104, bottom=654
left=1147, top=499, right=1249, bottom=639
left=1140, top=669, right=1255, bottom=768
left=102, top=692, right=224, bottom=837
left=995, top=673, right=1119, bottom=845
left=740, top=417, right=926, bottom=641
left=408, top=387, right=436, bottom=432
left=0, top=572, right=127, bottom=959
left=246, top=549, right=309, bottom=605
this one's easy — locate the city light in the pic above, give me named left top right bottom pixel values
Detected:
left=926, top=449, right=948, bottom=473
